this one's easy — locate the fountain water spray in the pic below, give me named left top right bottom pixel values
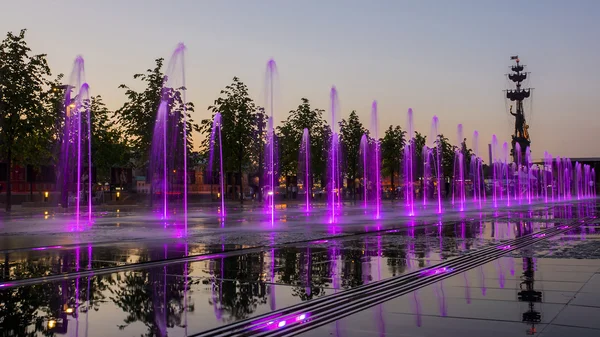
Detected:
left=299, top=128, right=311, bottom=212
left=149, top=43, right=188, bottom=233
left=60, top=56, right=92, bottom=228
left=430, top=116, right=442, bottom=213
left=209, top=113, right=225, bottom=217
left=265, top=59, right=278, bottom=225
left=371, top=101, right=381, bottom=218
left=405, top=108, right=415, bottom=216
left=328, top=87, right=342, bottom=223
left=359, top=134, right=369, bottom=208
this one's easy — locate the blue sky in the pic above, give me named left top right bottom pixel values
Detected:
left=2, top=0, right=599, bottom=159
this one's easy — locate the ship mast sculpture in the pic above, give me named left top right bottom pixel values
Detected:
left=506, top=55, right=531, bottom=162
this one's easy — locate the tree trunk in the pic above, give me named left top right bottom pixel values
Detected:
left=6, top=148, right=11, bottom=212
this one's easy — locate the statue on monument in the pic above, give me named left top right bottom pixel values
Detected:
left=509, top=105, right=525, bottom=138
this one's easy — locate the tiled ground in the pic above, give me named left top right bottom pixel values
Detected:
left=297, top=257, right=600, bottom=337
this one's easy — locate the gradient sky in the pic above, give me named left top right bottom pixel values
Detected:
left=2, top=0, right=599, bottom=160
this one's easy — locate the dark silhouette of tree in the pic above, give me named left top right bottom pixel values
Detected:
left=201, top=77, right=262, bottom=204
left=0, top=29, right=54, bottom=212
left=339, top=111, right=368, bottom=200
left=277, top=98, right=329, bottom=184
left=90, top=95, right=131, bottom=182
left=381, top=125, right=406, bottom=194
left=114, top=58, right=197, bottom=169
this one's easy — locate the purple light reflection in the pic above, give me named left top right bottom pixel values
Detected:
left=420, top=267, right=454, bottom=277
left=32, top=245, right=63, bottom=251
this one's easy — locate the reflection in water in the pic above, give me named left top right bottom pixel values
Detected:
left=463, top=272, right=471, bottom=304
left=519, top=257, right=542, bottom=335
left=478, top=265, right=486, bottom=296
left=110, top=245, right=194, bottom=337
left=434, top=280, right=447, bottom=317
left=412, top=290, right=422, bottom=327
left=1, top=202, right=597, bottom=336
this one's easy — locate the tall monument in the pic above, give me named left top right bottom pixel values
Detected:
left=506, top=55, right=531, bottom=162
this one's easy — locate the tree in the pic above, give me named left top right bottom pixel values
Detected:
left=277, top=98, right=328, bottom=191
left=114, top=58, right=197, bottom=169
left=434, top=134, right=457, bottom=178
left=0, top=29, right=53, bottom=211
left=90, top=95, right=131, bottom=182
left=413, top=131, right=427, bottom=180
left=339, top=111, right=368, bottom=200
left=201, top=77, right=261, bottom=204
left=380, top=125, right=406, bottom=193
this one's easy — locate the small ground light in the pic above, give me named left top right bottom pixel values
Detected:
left=44, top=191, right=49, bottom=202
left=116, top=191, right=120, bottom=201
left=278, top=321, right=286, bottom=328
left=47, top=320, right=57, bottom=329
left=65, top=308, right=74, bottom=314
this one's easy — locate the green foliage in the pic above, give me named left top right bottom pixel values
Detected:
left=434, top=134, right=458, bottom=178
left=200, top=77, right=262, bottom=201
left=114, top=58, right=197, bottom=168
left=380, top=125, right=406, bottom=189
left=0, top=29, right=54, bottom=211
left=339, top=111, right=368, bottom=188
left=277, top=98, right=328, bottom=181
left=413, top=131, right=427, bottom=179
left=90, top=95, right=131, bottom=182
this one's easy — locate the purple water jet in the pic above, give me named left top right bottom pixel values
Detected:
left=209, top=113, right=225, bottom=216
left=265, top=59, right=278, bottom=225
left=299, top=128, right=311, bottom=212
left=59, top=56, right=92, bottom=228
left=360, top=134, right=369, bottom=208
left=371, top=101, right=381, bottom=219
left=431, top=116, right=442, bottom=213
left=149, top=43, right=189, bottom=232
left=328, top=87, right=342, bottom=223
left=405, top=108, right=415, bottom=216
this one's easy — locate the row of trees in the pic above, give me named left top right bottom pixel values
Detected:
left=0, top=29, right=475, bottom=211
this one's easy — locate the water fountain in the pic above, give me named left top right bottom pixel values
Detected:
left=299, top=128, right=311, bottom=212
left=404, top=108, right=415, bottom=216
left=60, top=56, right=92, bottom=228
left=265, top=59, right=278, bottom=225
left=453, top=124, right=466, bottom=211
left=371, top=101, right=381, bottom=219
left=328, top=87, right=342, bottom=223
left=431, top=116, right=442, bottom=213
left=149, top=43, right=189, bottom=232
left=359, top=134, right=369, bottom=208
left=209, top=113, right=225, bottom=217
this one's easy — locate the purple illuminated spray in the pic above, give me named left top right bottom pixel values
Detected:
left=209, top=113, right=225, bottom=217
left=149, top=43, right=188, bottom=230
left=405, top=108, right=415, bottom=216
left=371, top=101, right=381, bottom=219
left=515, top=143, right=522, bottom=204
left=431, top=116, right=442, bottom=213
left=265, top=60, right=278, bottom=226
left=454, top=124, right=466, bottom=211
left=328, top=87, right=341, bottom=223
left=526, top=147, right=532, bottom=204
left=360, top=134, right=369, bottom=208
left=491, top=135, right=498, bottom=207
left=422, top=145, right=432, bottom=207
left=503, top=142, right=510, bottom=206
left=60, top=56, right=92, bottom=228
left=472, top=131, right=482, bottom=208
left=299, top=129, right=311, bottom=212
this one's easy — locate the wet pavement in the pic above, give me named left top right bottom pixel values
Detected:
left=1, top=200, right=599, bottom=336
